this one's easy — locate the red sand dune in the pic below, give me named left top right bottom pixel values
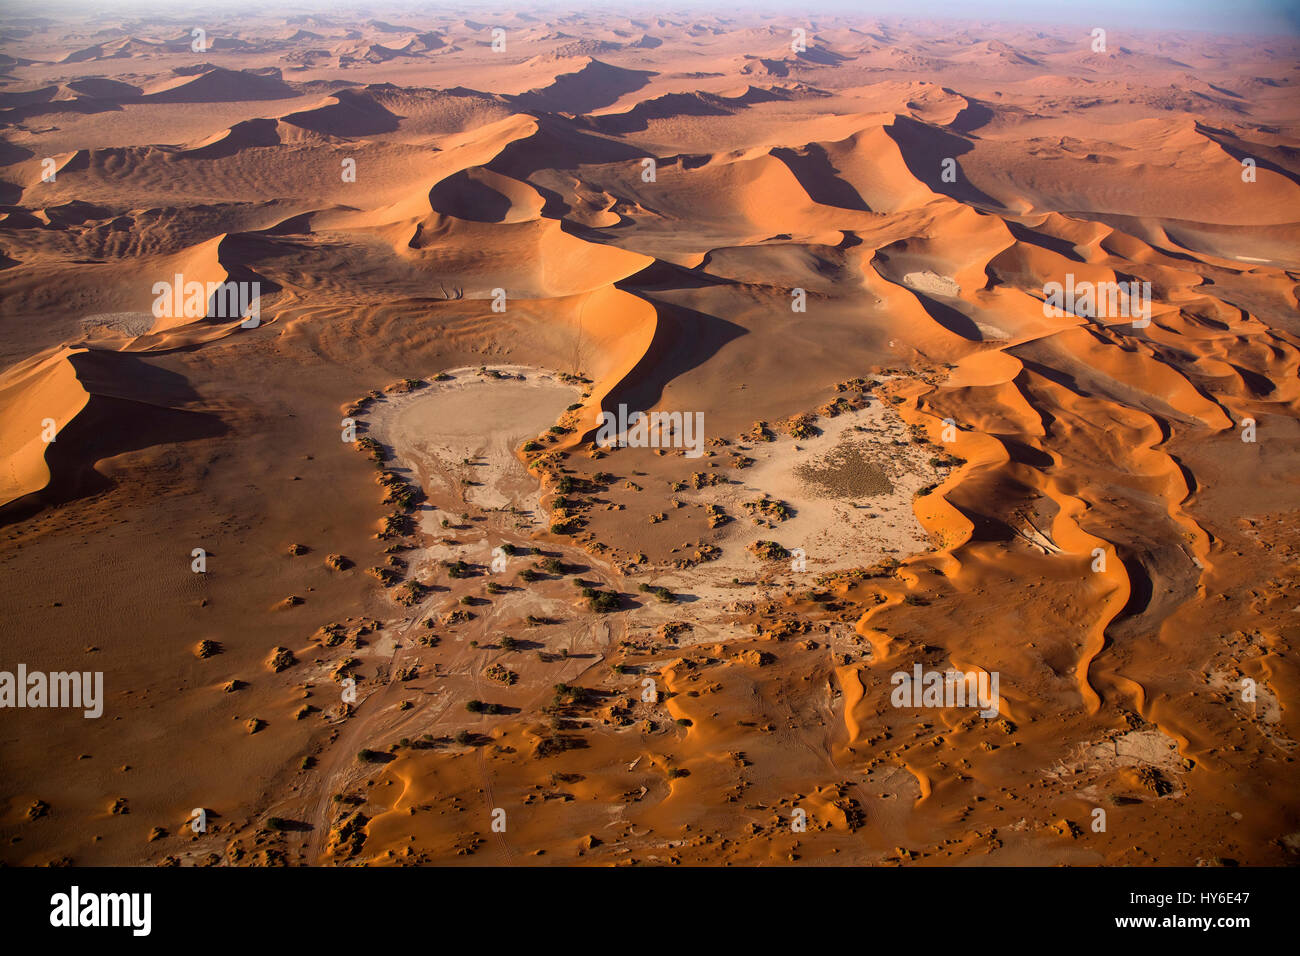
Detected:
left=0, top=9, right=1297, bottom=869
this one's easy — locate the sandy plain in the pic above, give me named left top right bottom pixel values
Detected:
left=0, top=6, right=1297, bottom=866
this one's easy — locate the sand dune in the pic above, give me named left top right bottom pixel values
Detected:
left=141, top=67, right=298, bottom=104
left=0, top=9, right=1297, bottom=871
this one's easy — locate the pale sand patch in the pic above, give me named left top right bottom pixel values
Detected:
left=79, top=312, right=155, bottom=337
left=1208, top=669, right=1296, bottom=753
left=975, top=322, right=1012, bottom=340
left=903, top=271, right=960, bottom=297
left=364, top=366, right=579, bottom=524
left=357, top=370, right=943, bottom=663
left=620, top=397, right=947, bottom=631
left=1045, top=727, right=1189, bottom=795
left=708, top=398, right=941, bottom=578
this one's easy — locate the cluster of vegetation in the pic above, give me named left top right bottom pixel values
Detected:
left=786, top=414, right=820, bottom=439
left=834, top=377, right=875, bottom=392
left=744, top=496, right=792, bottom=522
left=378, top=511, right=413, bottom=539
left=817, top=395, right=861, bottom=418
left=484, top=663, right=518, bottom=685
left=690, top=471, right=726, bottom=489
left=550, top=683, right=589, bottom=708
left=929, top=454, right=967, bottom=469
left=366, top=565, right=401, bottom=587
left=550, top=515, right=583, bottom=535
left=355, top=436, right=387, bottom=464
left=582, top=587, right=621, bottom=613
left=266, top=646, right=297, bottom=673
left=395, top=581, right=429, bottom=607
left=638, top=583, right=676, bottom=604
left=749, top=540, right=791, bottom=561
left=444, top=559, right=472, bottom=579
left=387, top=378, right=428, bottom=393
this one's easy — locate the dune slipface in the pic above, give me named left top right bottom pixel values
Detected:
left=0, top=5, right=1297, bottom=882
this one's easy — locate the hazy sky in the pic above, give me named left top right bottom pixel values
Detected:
left=6, top=0, right=1299, bottom=36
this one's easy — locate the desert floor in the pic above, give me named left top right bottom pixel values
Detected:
left=1, top=8, right=1298, bottom=866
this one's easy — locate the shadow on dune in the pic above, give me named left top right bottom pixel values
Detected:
left=0, top=137, right=34, bottom=167
left=0, top=98, right=123, bottom=123
left=1195, top=122, right=1300, bottom=189
left=1003, top=220, right=1088, bottom=262
left=946, top=95, right=996, bottom=135
left=945, top=499, right=1021, bottom=545
left=179, top=118, right=282, bottom=160
left=996, top=434, right=1056, bottom=469
left=587, top=288, right=746, bottom=433
left=622, top=258, right=733, bottom=291
left=586, top=91, right=731, bottom=135
left=884, top=115, right=1002, bottom=209
left=0, top=352, right=227, bottom=525
left=1113, top=545, right=1156, bottom=621
left=910, top=289, right=984, bottom=341
left=483, top=118, right=645, bottom=219
left=283, top=88, right=401, bottom=136
left=428, top=169, right=513, bottom=221
left=437, top=117, right=649, bottom=223
left=771, top=143, right=872, bottom=212
left=511, top=60, right=657, bottom=115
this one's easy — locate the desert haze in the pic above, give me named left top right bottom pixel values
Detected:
left=0, top=3, right=1298, bottom=869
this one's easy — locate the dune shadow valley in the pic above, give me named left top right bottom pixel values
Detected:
left=2, top=1, right=1300, bottom=872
